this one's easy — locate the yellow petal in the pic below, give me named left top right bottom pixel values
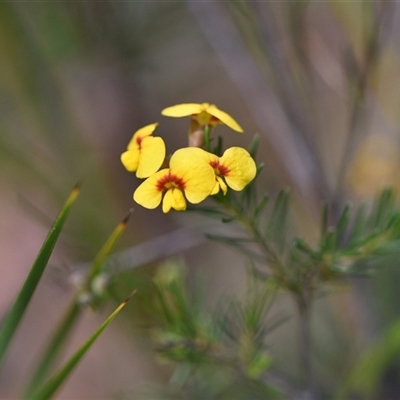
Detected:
left=170, top=148, right=215, bottom=203
left=205, top=104, right=243, bottom=133
left=127, top=123, right=159, bottom=150
left=120, top=148, right=140, bottom=172
left=136, top=136, right=166, bottom=178
left=133, top=169, right=168, bottom=209
left=161, top=103, right=204, bottom=117
left=216, top=176, right=228, bottom=195
left=211, top=181, right=220, bottom=195
left=162, top=188, right=186, bottom=213
left=220, top=147, right=257, bottom=191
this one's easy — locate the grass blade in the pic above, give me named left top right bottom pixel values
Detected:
left=28, top=293, right=134, bottom=400
left=86, top=209, right=133, bottom=279
left=0, top=182, right=81, bottom=368
left=23, top=211, right=132, bottom=396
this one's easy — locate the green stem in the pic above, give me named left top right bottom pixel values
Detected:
left=296, top=291, right=314, bottom=396
left=204, top=125, right=211, bottom=152
left=222, top=199, right=286, bottom=277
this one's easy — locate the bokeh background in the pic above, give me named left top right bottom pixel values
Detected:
left=1, top=1, right=400, bottom=398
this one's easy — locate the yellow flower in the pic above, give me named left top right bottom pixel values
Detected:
left=161, top=103, right=243, bottom=133
left=121, top=123, right=166, bottom=178
left=133, top=148, right=215, bottom=213
left=181, top=147, right=257, bottom=195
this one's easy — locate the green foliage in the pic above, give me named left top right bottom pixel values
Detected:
left=23, top=211, right=131, bottom=396
left=339, top=318, right=400, bottom=399
left=195, top=142, right=400, bottom=299
left=0, top=182, right=81, bottom=369
left=1, top=2, right=400, bottom=397
left=27, top=295, right=132, bottom=400
left=150, top=260, right=284, bottom=398
left=0, top=186, right=132, bottom=399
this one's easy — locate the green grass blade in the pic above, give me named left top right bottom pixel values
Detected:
left=0, top=182, right=81, bottom=369
left=86, top=210, right=132, bottom=279
left=23, top=211, right=131, bottom=395
left=29, top=294, right=133, bottom=400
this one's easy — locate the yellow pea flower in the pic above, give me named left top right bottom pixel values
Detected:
left=181, top=147, right=257, bottom=195
left=121, top=123, right=166, bottom=178
left=161, top=103, right=243, bottom=143
left=133, top=147, right=215, bottom=213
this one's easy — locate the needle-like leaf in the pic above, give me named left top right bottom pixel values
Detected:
left=27, top=294, right=134, bottom=400
left=0, top=182, right=81, bottom=369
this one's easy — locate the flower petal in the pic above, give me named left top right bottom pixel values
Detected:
left=170, top=148, right=215, bottom=203
left=220, top=147, right=257, bottom=191
left=133, top=169, right=168, bottom=209
left=137, top=136, right=166, bottom=178
left=216, top=176, right=228, bottom=195
left=162, top=188, right=186, bottom=213
left=121, top=148, right=140, bottom=172
left=206, top=104, right=243, bottom=133
left=161, top=103, right=204, bottom=117
left=211, top=181, right=220, bottom=195
left=127, top=123, right=159, bottom=150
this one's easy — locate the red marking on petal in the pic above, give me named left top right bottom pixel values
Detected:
left=209, top=115, right=220, bottom=123
left=156, top=171, right=186, bottom=191
left=210, top=160, right=230, bottom=176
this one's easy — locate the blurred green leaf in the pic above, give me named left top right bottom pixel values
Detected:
left=28, top=294, right=132, bottom=400
left=266, top=189, right=290, bottom=250
left=0, top=182, right=81, bottom=369
left=340, top=318, right=400, bottom=399
left=23, top=211, right=131, bottom=396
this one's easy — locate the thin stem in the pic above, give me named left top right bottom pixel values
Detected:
left=334, top=1, right=394, bottom=216
left=204, top=125, right=211, bottom=152
left=296, top=292, right=314, bottom=398
left=222, top=199, right=285, bottom=275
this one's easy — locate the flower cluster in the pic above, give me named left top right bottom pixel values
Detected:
left=121, top=103, right=257, bottom=213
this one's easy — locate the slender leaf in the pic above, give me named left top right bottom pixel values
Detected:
left=293, top=239, right=318, bottom=260
left=0, top=182, right=81, bottom=368
left=320, top=202, right=329, bottom=240
left=368, top=188, right=395, bottom=231
left=23, top=211, right=132, bottom=395
left=28, top=294, right=133, bottom=400
left=349, top=203, right=367, bottom=246
left=266, top=189, right=290, bottom=249
left=86, top=210, right=132, bottom=279
left=247, top=134, right=261, bottom=159
left=253, top=194, right=270, bottom=222
left=335, top=204, right=351, bottom=246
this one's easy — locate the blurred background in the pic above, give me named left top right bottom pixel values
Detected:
left=1, top=1, right=400, bottom=398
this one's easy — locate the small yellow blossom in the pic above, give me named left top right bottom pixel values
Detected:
left=133, top=148, right=215, bottom=213
left=181, top=147, right=257, bottom=195
left=121, top=123, right=166, bottom=178
left=161, top=103, right=243, bottom=133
